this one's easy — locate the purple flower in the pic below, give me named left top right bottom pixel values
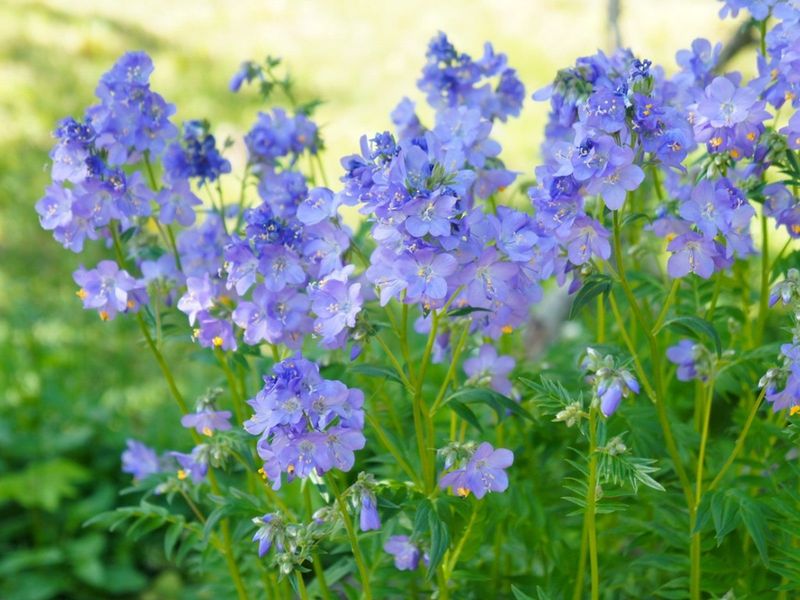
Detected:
left=667, top=232, right=718, bottom=279
left=439, top=442, right=514, bottom=499
left=244, top=355, right=365, bottom=489
left=232, top=286, right=311, bottom=348
left=73, top=260, right=147, bottom=321
left=359, top=491, right=381, bottom=532
left=121, top=440, right=161, bottom=480
left=566, top=217, right=611, bottom=266
left=463, top=344, right=515, bottom=396
left=156, top=179, right=202, bottom=226
left=252, top=513, right=280, bottom=557
left=259, top=246, right=307, bottom=293
left=164, top=120, right=231, bottom=185
left=696, top=76, right=759, bottom=128
left=297, top=187, right=338, bottom=225
left=170, top=447, right=208, bottom=484
left=667, top=340, right=702, bottom=381
left=181, top=409, right=232, bottom=436
left=177, top=274, right=216, bottom=326
left=398, top=250, right=457, bottom=306
left=384, top=536, right=422, bottom=571
left=193, top=313, right=237, bottom=351
left=310, top=277, right=363, bottom=346
left=404, top=194, right=458, bottom=238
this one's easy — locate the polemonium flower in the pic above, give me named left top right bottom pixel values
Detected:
left=297, top=187, right=338, bottom=225
left=398, top=250, right=457, bottom=306
left=439, top=442, right=514, bottom=499
left=156, top=179, right=202, bottom=226
left=121, top=440, right=161, bottom=480
left=384, top=536, right=422, bottom=571
left=252, top=513, right=282, bottom=557
left=667, top=232, right=718, bottom=279
left=181, top=409, right=233, bottom=436
left=164, top=119, right=231, bottom=185
left=359, top=491, right=381, bottom=532
left=666, top=340, right=705, bottom=381
left=463, top=344, right=516, bottom=395
left=73, top=260, right=147, bottom=321
left=170, top=447, right=208, bottom=484
left=177, top=274, right=216, bottom=326
left=244, top=356, right=365, bottom=489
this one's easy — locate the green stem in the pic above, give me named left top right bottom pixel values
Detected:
left=365, top=411, right=419, bottom=484
left=371, top=335, right=414, bottom=391
left=415, top=311, right=440, bottom=492
left=430, top=321, right=471, bottom=415
left=586, top=407, right=599, bottom=600
left=178, top=488, right=206, bottom=523
left=652, top=279, right=680, bottom=334
left=136, top=313, right=190, bottom=415
left=690, top=381, right=715, bottom=600
left=708, top=387, right=766, bottom=492
left=312, top=551, right=332, bottom=600
left=303, top=485, right=332, bottom=600
left=444, top=503, right=479, bottom=580
left=572, top=525, right=589, bottom=600
left=207, top=471, right=250, bottom=600
left=215, top=349, right=246, bottom=424
left=327, top=475, right=372, bottom=600
left=756, top=212, right=770, bottom=345
left=295, top=572, right=310, bottom=600
left=612, top=211, right=694, bottom=509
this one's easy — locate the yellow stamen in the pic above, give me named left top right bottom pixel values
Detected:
left=76, top=288, right=88, bottom=300
left=257, top=467, right=267, bottom=480
left=202, top=426, right=213, bottom=436
left=177, top=469, right=188, bottom=480
left=212, top=336, right=224, bottom=348
left=99, top=310, right=110, bottom=321
left=709, top=136, right=723, bottom=148
left=790, top=405, right=800, bottom=416
left=192, top=327, right=200, bottom=338
left=746, top=131, right=757, bottom=142
left=501, top=325, right=513, bottom=335
left=665, top=232, right=678, bottom=244
left=287, top=464, right=296, bottom=475
left=792, top=224, right=800, bottom=235
left=127, top=299, right=136, bottom=309
left=730, top=149, right=740, bottom=159
left=786, top=91, right=796, bottom=102
left=456, top=486, right=470, bottom=498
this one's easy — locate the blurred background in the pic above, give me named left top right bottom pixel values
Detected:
left=0, top=1, right=748, bottom=597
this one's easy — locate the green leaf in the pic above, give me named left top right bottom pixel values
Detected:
left=164, top=521, right=182, bottom=560
left=511, top=585, right=536, bottom=600
left=350, top=364, right=403, bottom=385
left=447, top=399, right=483, bottom=432
left=426, top=510, right=450, bottom=580
left=737, top=495, right=769, bottom=565
left=445, top=387, right=533, bottom=421
left=660, top=315, right=722, bottom=356
left=446, top=306, right=491, bottom=318
left=711, top=490, right=740, bottom=545
left=569, top=274, right=612, bottom=319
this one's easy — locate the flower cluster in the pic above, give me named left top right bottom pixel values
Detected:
left=244, top=356, right=365, bottom=490
left=164, top=119, right=232, bottom=185
left=418, top=31, right=525, bottom=122
left=340, top=33, right=543, bottom=339
left=36, top=52, right=177, bottom=252
left=438, top=441, right=513, bottom=499
left=761, top=270, right=800, bottom=413
left=582, top=347, right=640, bottom=417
